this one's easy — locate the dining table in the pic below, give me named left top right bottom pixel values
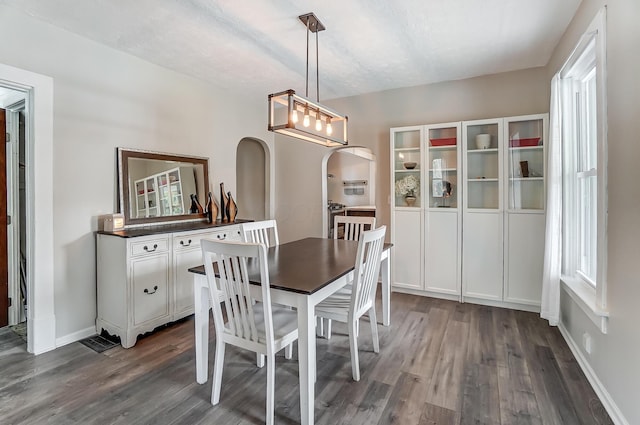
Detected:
left=189, top=237, right=392, bottom=425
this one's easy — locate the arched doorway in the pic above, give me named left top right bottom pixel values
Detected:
left=321, top=147, right=376, bottom=238
left=236, top=137, right=270, bottom=221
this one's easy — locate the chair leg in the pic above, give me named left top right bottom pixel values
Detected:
left=211, top=340, right=226, bottom=405
left=369, top=307, right=380, bottom=353
left=316, top=316, right=324, bottom=337
left=257, top=353, right=265, bottom=368
left=285, top=343, right=293, bottom=360
left=348, top=320, right=360, bottom=381
left=266, top=353, right=276, bottom=425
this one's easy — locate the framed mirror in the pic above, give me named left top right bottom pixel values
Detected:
left=117, top=148, right=209, bottom=226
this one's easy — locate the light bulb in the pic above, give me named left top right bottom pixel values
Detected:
left=303, top=105, right=310, bottom=127
left=326, top=118, right=333, bottom=135
left=291, top=109, right=298, bottom=123
left=315, top=111, right=322, bottom=131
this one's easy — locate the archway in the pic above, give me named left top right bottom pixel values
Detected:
left=236, top=137, right=271, bottom=221
left=321, top=147, right=376, bottom=238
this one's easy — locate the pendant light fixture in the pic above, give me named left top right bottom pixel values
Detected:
left=268, top=13, right=348, bottom=147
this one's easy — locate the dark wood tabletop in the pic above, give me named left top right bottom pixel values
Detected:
left=189, top=237, right=392, bottom=295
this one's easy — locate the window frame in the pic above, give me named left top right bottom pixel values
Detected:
left=558, top=8, right=608, bottom=332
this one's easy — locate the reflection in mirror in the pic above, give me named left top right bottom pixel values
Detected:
left=117, top=148, right=209, bottom=226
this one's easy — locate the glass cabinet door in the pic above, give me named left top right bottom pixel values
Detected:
left=392, top=127, right=422, bottom=208
left=506, top=117, right=545, bottom=210
left=464, top=121, right=501, bottom=209
left=427, top=126, right=458, bottom=208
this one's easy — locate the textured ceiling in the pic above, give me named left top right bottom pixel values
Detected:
left=1, top=0, right=581, bottom=100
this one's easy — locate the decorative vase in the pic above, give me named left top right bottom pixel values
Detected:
left=205, top=192, right=218, bottom=223
left=220, top=183, right=229, bottom=222
left=405, top=194, right=417, bottom=207
left=227, top=192, right=238, bottom=222
left=189, top=194, right=199, bottom=213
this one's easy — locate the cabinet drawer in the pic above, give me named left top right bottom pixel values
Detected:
left=132, top=255, right=170, bottom=325
left=205, top=226, right=242, bottom=243
left=130, top=237, right=169, bottom=257
left=173, top=232, right=210, bottom=250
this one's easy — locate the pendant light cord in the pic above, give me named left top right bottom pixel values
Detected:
left=305, top=17, right=310, bottom=98
left=316, top=30, right=320, bottom=102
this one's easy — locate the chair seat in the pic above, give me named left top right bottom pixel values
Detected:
left=253, top=303, right=299, bottom=343
left=315, top=285, right=352, bottom=316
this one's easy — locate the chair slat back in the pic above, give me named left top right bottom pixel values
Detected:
left=241, top=220, right=280, bottom=247
left=201, top=240, right=274, bottom=345
left=350, top=226, right=386, bottom=317
left=334, top=216, right=376, bottom=241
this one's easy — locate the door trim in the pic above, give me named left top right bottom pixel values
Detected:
left=0, top=62, right=55, bottom=354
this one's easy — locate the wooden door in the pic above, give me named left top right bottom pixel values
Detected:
left=0, top=108, right=7, bottom=327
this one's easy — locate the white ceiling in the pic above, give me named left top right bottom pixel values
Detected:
left=1, top=0, right=581, bottom=100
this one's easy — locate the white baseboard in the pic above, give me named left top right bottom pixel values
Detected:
left=558, top=323, right=629, bottom=425
left=55, top=326, right=97, bottom=348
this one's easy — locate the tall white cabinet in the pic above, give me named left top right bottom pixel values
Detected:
left=390, top=126, right=423, bottom=291
left=391, top=113, right=547, bottom=311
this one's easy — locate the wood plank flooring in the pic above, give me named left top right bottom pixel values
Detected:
left=0, top=294, right=613, bottom=424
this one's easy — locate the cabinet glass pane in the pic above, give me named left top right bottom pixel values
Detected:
left=507, top=118, right=544, bottom=210
left=428, top=127, right=458, bottom=208
left=466, top=123, right=499, bottom=209
left=393, top=129, right=420, bottom=150
left=393, top=129, right=421, bottom=208
left=394, top=171, right=420, bottom=208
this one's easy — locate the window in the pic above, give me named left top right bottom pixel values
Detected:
left=558, top=8, right=608, bottom=327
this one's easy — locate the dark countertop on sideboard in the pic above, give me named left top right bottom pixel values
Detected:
left=97, top=219, right=252, bottom=238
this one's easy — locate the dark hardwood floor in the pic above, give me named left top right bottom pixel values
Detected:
left=0, top=294, right=613, bottom=424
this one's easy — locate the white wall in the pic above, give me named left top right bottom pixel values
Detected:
left=0, top=5, right=273, bottom=343
left=275, top=67, right=549, bottom=243
left=547, top=0, right=640, bottom=423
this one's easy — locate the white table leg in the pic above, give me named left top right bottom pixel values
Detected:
left=194, top=275, right=210, bottom=384
left=381, top=254, right=391, bottom=326
left=297, top=296, right=315, bottom=425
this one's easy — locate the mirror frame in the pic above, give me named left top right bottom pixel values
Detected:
left=117, top=147, right=209, bottom=227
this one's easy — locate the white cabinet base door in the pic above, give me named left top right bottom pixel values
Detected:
left=425, top=210, right=460, bottom=297
left=504, top=213, right=545, bottom=305
left=462, top=212, right=503, bottom=301
left=391, top=210, right=422, bottom=290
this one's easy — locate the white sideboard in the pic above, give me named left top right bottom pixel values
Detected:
left=96, top=221, right=244, bottom=348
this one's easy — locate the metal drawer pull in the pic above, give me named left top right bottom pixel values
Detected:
left=143, top=244, right=158, bottom=252
left=216, top=234, right=227, bottom=240
left=143, top=285, right=158, bottom=295
left=180, top=239, right=192, bottom=247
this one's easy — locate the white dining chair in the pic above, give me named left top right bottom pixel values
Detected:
left=333, top=215, right=376, bottom=241
left=240, top=219, right=293, bottom=362
left=320, top=215, right=377, bottom=339
left=201, top=239, right=299, bottom=425
left=240, top=219, right=280, bottom=247
left=315, top=225, right=386, bottom=381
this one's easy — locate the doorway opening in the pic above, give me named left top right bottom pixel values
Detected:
left=0, top=62, right=55, bottom=354
left=236, top=137, right=272, bottom=221
left=1, top=87, right=27, bottom=338
left=321, top=147, right=376, bottom=238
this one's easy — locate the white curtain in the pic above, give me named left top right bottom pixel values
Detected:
left=540, top=74, right=563, bottom=325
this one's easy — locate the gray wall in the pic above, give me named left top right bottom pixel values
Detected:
left=547, top=0, right=640, bottom=423
left=275, top=67, right=549, bottom=242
